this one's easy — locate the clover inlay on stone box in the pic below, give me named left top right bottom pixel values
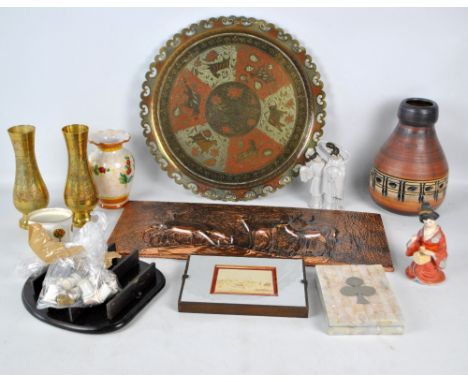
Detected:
left=315, top=265, right=404, bottom=335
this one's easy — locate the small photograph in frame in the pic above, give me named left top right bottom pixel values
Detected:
left=178, top=255, right=308, bottom=318
left=210, top=265, right=278, bottom=296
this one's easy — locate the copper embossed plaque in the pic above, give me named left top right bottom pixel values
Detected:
left=140, top=16, right=326, bottom=201
left=108, top=201, right=394, bottom=271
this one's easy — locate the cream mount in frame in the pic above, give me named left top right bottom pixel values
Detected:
left=210, top=264, right=278, bottom=297
left=178, top=255, right=308, bottom=318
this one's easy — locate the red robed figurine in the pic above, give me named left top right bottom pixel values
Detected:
left=406, top=202, right=447, bottom=285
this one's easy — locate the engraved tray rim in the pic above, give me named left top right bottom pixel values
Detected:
left=140, top=16, right=327, bottom=201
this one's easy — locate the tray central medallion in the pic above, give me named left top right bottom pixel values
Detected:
left=160, top=35, right=305, bottom=180
left=206, top=81, right=261, bottom=137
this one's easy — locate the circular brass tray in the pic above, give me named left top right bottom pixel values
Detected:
left=140, top=16, right=326, bottom=201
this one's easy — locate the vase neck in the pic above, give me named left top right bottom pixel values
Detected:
left=396, top=122, right=436, bottom=138
left=65, top=137, right=88, bottom=159
left=63, top=130, right=90, bottom=171
left=8, top=130, right=36, bottom=159
left=9, top=134, right=40, bottom=176
left=96, top=143, right=124, bottom=152
left=398, top=98, right=438, bottom=127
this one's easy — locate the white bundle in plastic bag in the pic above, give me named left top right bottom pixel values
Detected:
left=37, top=212, right=120, bottom=309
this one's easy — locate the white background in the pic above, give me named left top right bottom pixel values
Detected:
left=0, top=7, right=467, bottom=374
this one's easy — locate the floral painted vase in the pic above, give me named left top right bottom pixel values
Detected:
left=89, top=130, right=135, bottom=209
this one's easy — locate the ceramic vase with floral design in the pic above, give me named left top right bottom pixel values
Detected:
left=89, top=130, right=135, bottom=209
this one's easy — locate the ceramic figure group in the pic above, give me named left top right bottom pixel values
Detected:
left=300, top=141, right=349, bottom=210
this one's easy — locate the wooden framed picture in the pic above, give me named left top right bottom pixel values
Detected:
left=178, top=255, right=308, bottom=318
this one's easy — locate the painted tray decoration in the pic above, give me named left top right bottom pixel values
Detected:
left=140, top=16, right=326, bottom=201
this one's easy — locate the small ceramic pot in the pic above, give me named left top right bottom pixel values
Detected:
left=89, top=130, right=135, bottom=209
left=28, top=207, right=73, bottom=242
left=369, top=98, right=449, bottom=215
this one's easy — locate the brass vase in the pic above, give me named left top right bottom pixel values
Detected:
left=8, top=125, right=49, bottom=229
left=63, top=124, right=98, bottom=227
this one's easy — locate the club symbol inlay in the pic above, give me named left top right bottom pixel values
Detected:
left=340, top=277, right=376, bottom=304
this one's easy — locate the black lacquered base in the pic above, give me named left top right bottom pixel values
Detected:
left=21, top=249, right=165, bottom=334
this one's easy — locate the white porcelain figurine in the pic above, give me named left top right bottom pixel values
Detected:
left=319, top=142, right=349, bottom=210
left=300, top=148, right=325, bottom=208
left=300, top=142, right=349, bottom=210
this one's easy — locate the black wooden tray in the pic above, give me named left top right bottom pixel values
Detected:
left=21, top=248, right=165, bottom=334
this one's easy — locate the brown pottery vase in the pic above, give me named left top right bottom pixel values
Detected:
left=369, top=98, right=448, bottom=215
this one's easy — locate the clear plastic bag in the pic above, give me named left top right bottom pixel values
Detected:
left=37, top=212, right=120, bottom=309
left=15, top=253, right=46, bottom=280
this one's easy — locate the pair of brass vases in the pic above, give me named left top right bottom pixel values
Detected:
left=8, top=124, right=97, bottom=229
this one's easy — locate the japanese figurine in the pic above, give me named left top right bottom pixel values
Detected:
left=406, top=202, right=447, bottom=285
left=318, top=142, right=349, bottom=210
left=300, top=148, right=325, bottom=208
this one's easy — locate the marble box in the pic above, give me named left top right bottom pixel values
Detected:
left=315, top=264, right=404, bottom=335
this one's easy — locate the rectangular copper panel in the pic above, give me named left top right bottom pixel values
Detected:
left=107, top=201, right=393, bottom=271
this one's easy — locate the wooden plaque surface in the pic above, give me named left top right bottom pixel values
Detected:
left=108, top=201, right=393, bottom=270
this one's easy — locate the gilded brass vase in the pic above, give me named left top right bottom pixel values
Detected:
left=63, top=124, right=97, bottom=227
left=8, top=125, right=49, bottom=229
